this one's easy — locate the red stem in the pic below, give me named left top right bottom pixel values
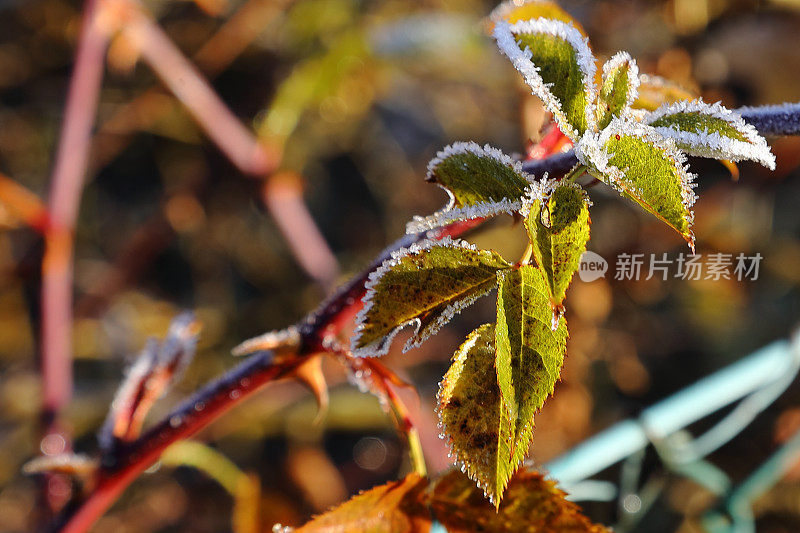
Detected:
left=59, top=352, right=299, bottom=533
left=41, top=0, right=109, bottom=452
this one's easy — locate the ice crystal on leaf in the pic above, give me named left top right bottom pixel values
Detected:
left=351, top=237, right=512, bottom=357
left=645, top=99, right=775, bottom=169
left=347, top=1, right=779, bottom=511
left=491, top=9, right=773, bottom=244
left=407, top=142, right=532, bottom=234
left=494, top=18, right=597, bottom=140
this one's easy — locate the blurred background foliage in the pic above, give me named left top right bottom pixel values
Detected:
left=0, top=0, right=800, bottom=531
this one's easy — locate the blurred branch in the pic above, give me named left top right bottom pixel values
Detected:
left=39, top=0, right=111, bottom=515
left=119, top=1, right=275, bottom=178
left=114, top=0, right=339, bottom=286
left=92, top=0, right=293, bottom=171
left=0, top=172, right=50, bottom=233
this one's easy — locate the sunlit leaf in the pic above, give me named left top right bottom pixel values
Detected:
left=494, top=18, right=596, bottom=140
left=295, top=474, right=431, bottom=533
left=633, top=73, right=697, bottom=111
left=437, top=323, right=517, bottom=508
left=525, top=183, right=591, bottom=307
left=597, top=52, right=639, bottom=129
left=645, top=100, right=775, bottom=169
left=488, top=0, right=588, bottom=37
left=351, top=237, right=511, bottom=357
left=406, top=142, right=531, bottom=233
left=578, top=118, right=697, bottom=246
left=495, top=266, right=568, bottom=490
left=429, top=467, right=611, bottom=533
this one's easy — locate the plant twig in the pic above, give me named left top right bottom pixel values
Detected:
left=51, top=100, right=800, bottom=531
left=115, top=0, right=339, bottom=286
left=119, top=2, right=274, bottom=178
left=40, top=0, right=110, bottom=487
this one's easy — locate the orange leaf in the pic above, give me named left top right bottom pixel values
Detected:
left=295, top=474, right=431, bottom=533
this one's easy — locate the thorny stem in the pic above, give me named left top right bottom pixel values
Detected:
left=50, top=101, right=800, bottom=531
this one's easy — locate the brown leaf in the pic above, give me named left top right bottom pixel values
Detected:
left=429, top=467, right=610, bottom=533
left=295, top=474, right=431, bottom=533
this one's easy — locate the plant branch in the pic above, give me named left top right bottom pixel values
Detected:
left=40, top=0, right=110, bottom=453
left=51, top=100, right=800, bottom=531
left=56, top=351, right=302, bottom=533
left=116, top=0, right=339, bottom=287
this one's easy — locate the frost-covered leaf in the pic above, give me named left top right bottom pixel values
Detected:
left=488, top=0, right=587, bottom=37
left=597, top=52, right=639, bottom=129
left=525, top=183, right=591, bottom=307
left=494, top=19, right=596, bottom=141
left=495, top=265, right=568, bottom=489
left=429, top=467, right=610, bottom=533
left=352, top=237, right=511, bottom=357
left=633, top=73, right=697, bottom=111
left=295, top=473, right=431, bottom=533
left=645, top=100, right=775, bottom=169
left=437, top=323, right=517, bottom=508
left=577, top=118, right=696, bottom=246
left=407, top=142, right=531, bottom=234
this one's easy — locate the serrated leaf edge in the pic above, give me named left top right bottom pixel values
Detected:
left=576, top=118, right=697, bottom=246
left=351, top=236, right=504, bottom=357
left=644, top=99, right=776, bottom=169
left=434, top=324, right=516, bottom=504
left=406, top=198, right=522, bottom=234
left=426, top=141, right=529, bottom=181
left=413, top=141, right=536, bottom=234
left=493, top=18, right=597, bottom=141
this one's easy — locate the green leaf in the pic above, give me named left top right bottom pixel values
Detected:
left=495, top=265, right=568, bottom=483
left=351, top=237, right=511, bottom=357
left=494, top=18, right=596, bottom=140
left=429, top=467, right=611, bottom=533
left=645, top=100, right=775, bottom=169
left=489, top=0, right=588, bottom=37
left=437, top=323, right=517, bottom=508
left=525, top=183, right=591, bottom=307
left=296, top=473, right=431, bottom=533
left=597, top=52, right=639, bottom=129
left=407, top=142, right=531, bottom=233
left=579, top=118, right=697, bottom=246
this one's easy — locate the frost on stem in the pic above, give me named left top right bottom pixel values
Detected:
left=99, top=312, right=199, bottom=450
